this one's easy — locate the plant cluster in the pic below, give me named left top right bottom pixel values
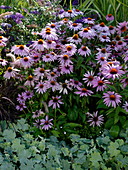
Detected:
left=0, top=6, right=128, bottom=139
left=0, top=119, right=128, bottom=170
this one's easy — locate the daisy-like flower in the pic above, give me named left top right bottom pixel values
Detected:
left=24, top=75, right=35, bottom=87
left=96, top=48, right=110, bottom=58
left=83, top=71, right=95, bottom=86
left=78, top=45, right=91, bottom=56
left=42, top=54, right=53, bottom=62
left=33, top=119, right=42, bottom=129
left=87, top=111, right=104, bottom=127
left=74, top=87, right=93, bottom=97
left=103, top=91, right=121, bottom=108
left=60, top=64, right=73, bottom=74
left=121, top=76, right=128, bottom=88
left=79, top=27, right=96, bottom=39
left=40, top=115, right=53, bottom=130
left=0, top=40, right=6, bottom=47
left=108, top=25, right=116, bottom=34
left=102, top=64, right=125, bottom=79
left=122, top=101, right=128, bottom=112
left=64, top=10, right=77, bottom=18
left=47, top=80, right=60, bottom=92
left=95, top=22, right=109, bottom=32
left=67, top=34, right=82, bottom=44
left=116, top=40, right=126, bottom=50
left=22, top=91, right=33, bottom=100
left=69, top=79, right=82, bottom=88
left=32, top=109, right=44, bottom=118
left=16, top=102, right=27, bottom=111
left=46, top=40, right=56, bottom=49
left=48, top=96, right=63, bottom=109
left=99, top=35, right=110, bottom=42
left=3, top=67, right=19, bottom=79
left=17, top=93, right=26, bottom=103
left=30, top=53, right=41, bottom=62
left=35, top=81, right=47, bottom=94
left=0, top=58, right=8, bottom=66
left=20, top=56, right=32, bottom=69
left=73, top=9, right=83, bottom=16
left=68, top=22, right=82, bottom=31
left=58, top=80, right=72, bottom=94
left=47, top=71, right=58, bottom=80
left=59, top=54, right=73, bottom=66
left=106, top=14, right=114, bottom=21
left=92, top=77, right=109, bottom=91
left=83, top=17, right=95, bottom=24
left=95, top=55, right=107, bottom=65
left=11, top=45, right=29, bottom=56
left=63, top=43, right=77, bottom=55
left=116, top=21, right=128, bottom=34
left=30, top=39, right=47, bottom=51
left=39, top=28, right=58, bottom=40
left=34, top=67, right=49, bottom=79
left=0, top=35, right=8, bottom=42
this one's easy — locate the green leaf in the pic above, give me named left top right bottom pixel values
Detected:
left=61, top=159, right=70, bottom=170
left=108, top=142, right=120, bottom=157
left=110, top=125, right=120, bottom=137
left=64, top=123, right=82, bottom=128
left=61, top=147, right=70, bottom=156
left=123, top=120, right=128, bottom=129
left=51, top=130, right=60, bottom=137
left=3, top=129, right=16, bottom=141
left=105, top=118, right=114, bottom=129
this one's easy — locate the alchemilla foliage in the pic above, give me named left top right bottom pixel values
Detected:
left=0, top=119, right=128, bottom=170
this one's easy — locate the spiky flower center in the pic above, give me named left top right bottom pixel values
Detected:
left=121, top=26, right=127, bottom=32
left=108, top=14, right=112, bottom=17
left=28, top=75, right=33, bottom=81
left=19, top=45, right=24, bottom=50
left=110, top=68, right=118, bottom=74
left=109, top=26, right=114, bottom=30
left=115, top=35, right=121, bottom=41
left=62, top=83, right=67, bottom=88
left=40, top=68, right=45, bottom=73
left=73, top=34, right=79, bottom=40
left=67, top=46, right=72, bottom=51
left=82, top=46, right=87, bottom=51
left=63, top=55, right=69, bottom=60
left=83, top=28, right=89, bottom=32
left=82, top=88, right=87, bottom=92
left=7, top=67, right=12, bottom=72
left=38, top=39, right=44, bottom=44
left=74, top=81, right=79, bottom=84
left=51, top=72, right=56, bottom=76
left=100, top=22, right=105, bottom=27
left=102, top=35, right=107, bottom=39
left=51, top=24, right=55, bottom=28
left=72, top=23, right=78, bottom=27
left=46, top=55, right=50, bottom=58
left=50, top=81, right=56, bottom=85
left=98, top=80, right=104, bottom=86
left=109, top=95, right=116, bottom=100
left=34, top=55, right=39, bottom=59
left=47, top=40, right=52, bottom=44
left=68, top=10, right=72, bottom=13
left=46, top=30, right=51, bottom=34
left=39, top=84, right=44, bottom=88
left=0, top=36, right=3, bottom=39
left=100, top=57, right=105, bottom=61
left=53, top=97, right=58, bottom=102
left=44, top=121, right=49, bottom=125
left=118, top=41, right=123, bottom=45
left=88, top=18, right=92, bottom=20
left=23, top=57, right=29, bottom=62
left=101, top=48, right=106, bottom=53
left=88, top=76, right=94, bottom=81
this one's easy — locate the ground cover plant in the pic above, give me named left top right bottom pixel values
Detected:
left=0, top=2, right=128, bottom=140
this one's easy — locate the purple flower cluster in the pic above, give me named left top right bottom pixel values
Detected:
left=1, top=8, right=128, bottom=130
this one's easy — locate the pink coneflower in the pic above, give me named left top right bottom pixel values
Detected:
left=0, top=58, right=8, bottom=66
left=46, top=40, right=56, bottom=49
left=63, top=43, right=77, bottom=55
left=96, top=48, right=110, bottom=58
left=103, top=91, right=121, bottom=108
left=20, top=56, right=32, bottom=69
left=74, top=87, right=93, bottom=97
left=68, top=22, right=82, bottom=31
left=73, top=9, right=83, bottom=16
left=48, top=96, right=63, bottom=109
left=108, top=25, right=116, bottom=34
left=58, top=80, right=72, bottom=94
left=122, top=101, right=128, bottom=112
left=42, top=54, right=53, bottom=62
left=17, top=93, right=26, bottom=103
left=102, top=64, right=125, bottom=79
left=92, top=77, right=109, bottom=91
left=60, top=64, right=73, bottom=74
left=34, top=81, right=47, bottom=94
left=116, top=21, right=128, bottom=34
left=95, top=55, right=107, bottom=65
left=47, top=71, right=58, bottom=80
left=64, top=10, right=77, bottom=18
left=78, top=46, right=91, bottom=56
left=33, top=119, right=42, bottom=129
left=87, top=111, right=104, bottom=127
left=83, top=17, right=95, bottom=24
left=69, top=79, right=82, bottom=88
left=30, top=39, right=47, bottom=51
left=83, top=71, right=95, bottom=86
left=46, top=22, right=60, bottom=29
left=95, top=22, right=109, bottom=32
left=49, top=52, right=57, bottom=61
left=22, top=91, right=33, bottom=100
left=79, top=27, right=96, bottom=39
left=39, top=28, right=58, bottom=40
left=0, top=35, right=8, bottom=42
left=30, top=53, right=41, bottom=62
left=11, top=45, right=29, bottom=56
left=116, top=40, right=126, bottom=50
left=32, top=109, right=44, bottom=118
left=59, top=54, right=73, bottom=66
left=67, top=34, right=82, bottom=44
left=121, top=76, right=128, bottom=88
left=16, top=102, right=27, bottom=111
left=40, top=115, right=53, bottom=130
left=3, top=67, right=19, bottom=79
left=24, top=75, right=35, bottom=87
left=106, top=14, right=114, bottom=21
left=0, top=40, right=6, bottom=47
left=47, top=80, right=60, bottom=92
left=34, top=67, right=49, bottom=79
left=99, top=35, right=110, bottom=42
